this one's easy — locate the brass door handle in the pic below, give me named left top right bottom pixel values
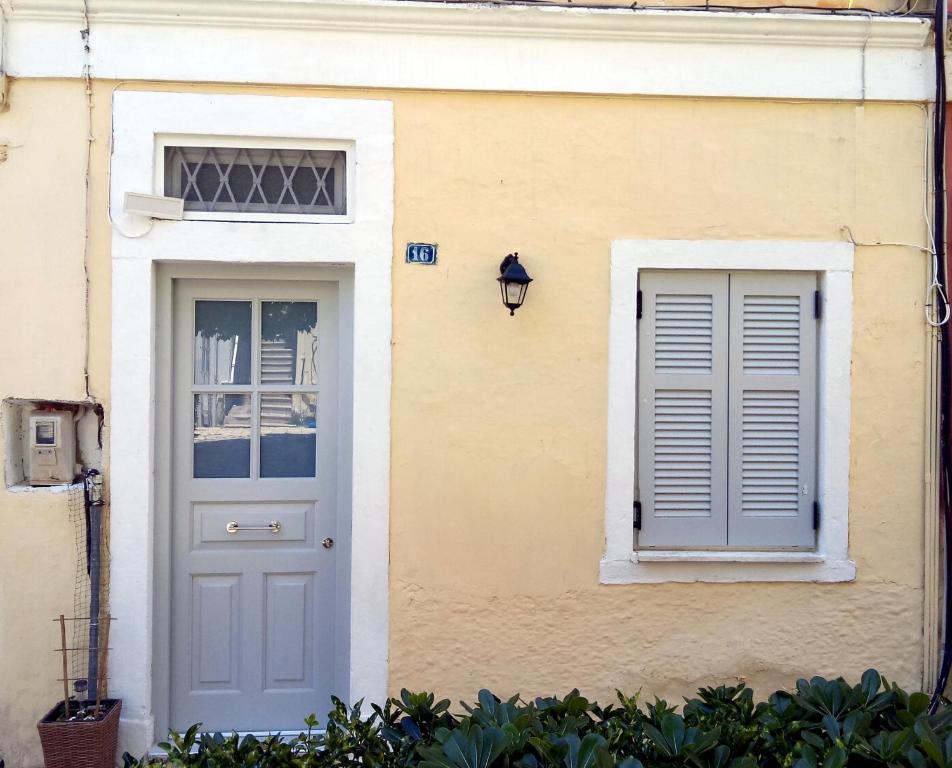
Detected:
left=226, top=520, right=281, bottom=534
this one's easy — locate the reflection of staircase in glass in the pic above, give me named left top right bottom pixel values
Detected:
left=222, top=405, right=251, bottom=427
left=220, top=339, right=296, bottom=428
left=260, top=339, right=295, bottom=426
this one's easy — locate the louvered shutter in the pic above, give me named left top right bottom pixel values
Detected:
left=727, top=272, right=817, bottom=547
left=637, top=272, right=729, bottom=547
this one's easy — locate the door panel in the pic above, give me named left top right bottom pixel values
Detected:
left=190, top=575, right=241, bottom=689
left=194, top=502, right=311, bottom=546
left=265, top=574, right=313, bottom=689
left=171, top=279, right=339, bottom=732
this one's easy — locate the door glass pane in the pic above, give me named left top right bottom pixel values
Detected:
left=193, top=394, right=251, bottom=478
left=260, top=302, right=318, bottom=386
left=260, top=393, right=317, bottom=478
left=194, top=301, right=252, bottom=385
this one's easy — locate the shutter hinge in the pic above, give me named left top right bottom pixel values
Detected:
left=813, top=501, right=821, bottom=530
left=814, top=290, right=822, bottom=320
left=637, top=290, right=643, bottom=320
left=633, top=500, right=642, bottom=530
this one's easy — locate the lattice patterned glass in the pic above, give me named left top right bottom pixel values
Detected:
left=164, top=146, right=347, bottom=216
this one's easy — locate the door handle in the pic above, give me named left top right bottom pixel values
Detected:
left=225, top=520, right=282, bottom=534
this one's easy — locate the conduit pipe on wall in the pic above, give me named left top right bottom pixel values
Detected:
left=931, top=0, right=951, bottom=708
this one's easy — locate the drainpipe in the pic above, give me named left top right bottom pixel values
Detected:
left=84, top=469, right=104, bottom=704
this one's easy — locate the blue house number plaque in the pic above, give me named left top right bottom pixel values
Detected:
left=406, top=243, right=438, bottom=265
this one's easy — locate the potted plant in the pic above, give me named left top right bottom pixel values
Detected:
left=37, top=684, right=121, bottom=768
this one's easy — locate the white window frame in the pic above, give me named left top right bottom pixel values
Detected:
left=154, top=134, right=355, bottom=224
left=601, top=240, right=856, bottom=584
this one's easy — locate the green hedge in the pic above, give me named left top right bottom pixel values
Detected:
left=124, top=671, right=952, bottom=768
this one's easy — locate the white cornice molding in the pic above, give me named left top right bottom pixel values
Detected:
left=5, top=0, right=932, bottom=45
left=2, top=0, right=934, bottom=100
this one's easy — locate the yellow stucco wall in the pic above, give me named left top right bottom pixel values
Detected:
left=387, top=94, right=928, bottom=699
left=0, top=79, right=930, bottom=766
left=440, top=0, right=906, bottom=9
left=0, top=79, right=98, bottom=768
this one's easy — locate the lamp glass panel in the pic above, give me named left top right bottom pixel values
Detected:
left=505, top=281, right=525, bottom=305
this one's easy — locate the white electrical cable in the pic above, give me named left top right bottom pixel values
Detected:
left=840, top=226, right=930, bottom=253
left=841, top=101, right=949, bottom=328
left=924, top=98, right=952, bottom=328
left=81, top=0, right=94, bottom=397
left=891, top=0, right=926, bottom=18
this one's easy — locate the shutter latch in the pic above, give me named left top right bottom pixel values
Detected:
left=814, top=290, right=822, bottom=320
left=813, top=501, right=821, bottom=530
left=637, top=290, right=643, bottom=320
left=633, top=500, right=642, bottom=530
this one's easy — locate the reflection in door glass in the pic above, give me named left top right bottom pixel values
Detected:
left=260, top=393, right=317, bottom=478
left=260, top=302, right=318, bottom=386
left=194, top=301, right=252, bottom=385
left=193, top=394, right=251, bottom=478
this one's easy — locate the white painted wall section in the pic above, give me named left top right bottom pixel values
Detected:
left=2, top=0, right=933, bottom=102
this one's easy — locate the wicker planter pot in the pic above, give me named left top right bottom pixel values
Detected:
left=37, top=699, right=121, bottom=768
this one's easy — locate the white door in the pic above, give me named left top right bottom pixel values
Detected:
left=170, top=279, right=339, bottom=732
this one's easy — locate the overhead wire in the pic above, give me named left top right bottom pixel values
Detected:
left=405, top=0, right=931, bottom=14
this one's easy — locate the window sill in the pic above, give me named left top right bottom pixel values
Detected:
left=637, top=550, right=824, bottom=563
left=599, top=553, right=856, bottom=584
left=179, top=212, right=355, bottom=224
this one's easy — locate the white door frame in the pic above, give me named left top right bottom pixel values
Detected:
left=108, top=91, right=393, bottom=756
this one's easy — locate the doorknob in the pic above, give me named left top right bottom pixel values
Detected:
left=322, top=537, right=335, bottom=549
left=226, top=520, right=282, bottom=534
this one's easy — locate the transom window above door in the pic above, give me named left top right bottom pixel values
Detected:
left=158, top=138, right=352, bottom=222
left=192, top=299, right=320, bottom=479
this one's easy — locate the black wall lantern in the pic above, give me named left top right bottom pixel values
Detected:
left=497, top=253, right=533, bottom=316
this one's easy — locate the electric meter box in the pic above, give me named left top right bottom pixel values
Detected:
left=28, top=410, right=77, bottom=486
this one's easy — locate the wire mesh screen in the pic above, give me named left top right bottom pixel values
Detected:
left=164, top=146, right=347, bottom=216
left=67, top=478, right=111, bottom=700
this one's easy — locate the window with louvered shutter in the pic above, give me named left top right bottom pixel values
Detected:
left=727, top=273, right=817, bottom=547
left=637, top=272, right=729, bottom=547
left=636, top=270, right=817, bottom=549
